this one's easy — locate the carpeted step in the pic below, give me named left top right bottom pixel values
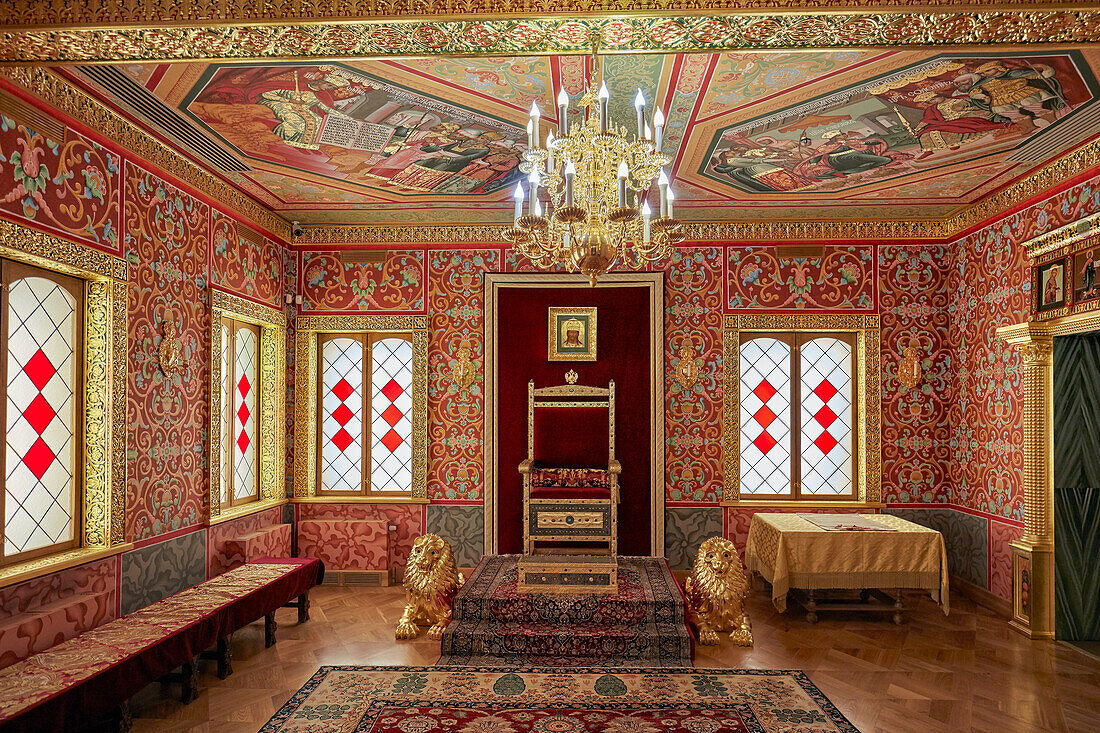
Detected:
left=439, top=555, right=694, bottom=668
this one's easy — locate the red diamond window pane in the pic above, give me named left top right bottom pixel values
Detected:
left=381, top=404, right=403, bottom=427
left=814, top=431, right=838, bottom=455
left=753, top=405, right=777, bottom=430
left=332, top=403, right=354, bottom=427
left=752, top=379, right=777, bottom=403
left=23, top=437, right=56, bottom=480
left=814, top=404, right=838, bottom=429
left=237, top=373, right=251, bottom=399
left=24, top=348, right=56, bottom=391
left=380, top=428, right=403, bottom=453
left=236, top=429, right=250, bottom=454
left=236, top=401, right=250, bottom=425
left=381, top=378, right=403, bottom=403
left=813, top=379, right=838, bottom=403
left=753, top=431, right=778, bottom=455
left=331, top=427, right=354, bottom=452
left=332, top=378, right=354, bottom=402
left=23, top=394, right=57, bottom=435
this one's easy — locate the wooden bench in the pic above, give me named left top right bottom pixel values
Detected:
left=0, top=557, right=323, bottom=733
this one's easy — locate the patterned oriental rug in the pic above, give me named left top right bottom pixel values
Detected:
left=260, top=666, right=860, bottom=732
left=438, top=555, right=693, bottom=668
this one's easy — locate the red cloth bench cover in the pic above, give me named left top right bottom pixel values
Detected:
left=297, top=519, right=389, bottom=571
left=222, top=524, right=292, bottom=573
left=0, top=557, right=323, bottom=733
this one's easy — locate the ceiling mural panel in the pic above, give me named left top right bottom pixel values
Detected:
left=57, top=48, right=1100, bottom=226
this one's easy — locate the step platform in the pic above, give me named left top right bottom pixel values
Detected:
left=517, top=554, right=617, bottom=594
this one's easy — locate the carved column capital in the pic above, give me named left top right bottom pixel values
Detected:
left=1018, top=339, right=1053, bottom=365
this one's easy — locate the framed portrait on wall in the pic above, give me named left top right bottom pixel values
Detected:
left=1073, top=248, right=1100, bottom=305
left=548, top=307, right=597, bottom=361
left=1037, top=259, right=1067, bottom=312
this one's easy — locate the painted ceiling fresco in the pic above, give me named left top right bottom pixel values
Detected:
left=60, top=49, right=1100, bottom=225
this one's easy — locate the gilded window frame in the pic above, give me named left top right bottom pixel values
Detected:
left=208, top=290, right=286, bottom=524
left=293, top=314, right=428, bottom=504
left=722, top=313, right=881, bottom=506
left=0, top=219, right=129, bottom=588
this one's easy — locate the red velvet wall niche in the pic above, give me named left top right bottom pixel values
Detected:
left=496, top=285, right=653, bottom=555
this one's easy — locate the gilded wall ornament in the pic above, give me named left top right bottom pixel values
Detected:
left=676, top=345, right=700, bottom=389
left=565, top=369, right=579, bottom=385
left=157, top=314, right=189, bottom=379
left=898, top=346, right=922, bottom=389
left=451, top=344, right=475, bottom=391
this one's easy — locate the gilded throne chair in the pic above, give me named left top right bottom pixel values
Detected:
left=517, top=379, right=620, bottom=592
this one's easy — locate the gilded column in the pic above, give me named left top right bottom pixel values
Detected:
left=997, top=325, right=1055, bottom=639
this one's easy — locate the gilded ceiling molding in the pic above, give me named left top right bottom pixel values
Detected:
left=0, top=66, right=291, bottom=241
left=2, top=9, right=1100, bottom=63
left=3, top=0, right=1082, bottom=27
left=1020, top=212, right=1100, bottom=260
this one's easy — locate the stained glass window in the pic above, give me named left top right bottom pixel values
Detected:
left=316, top=332, right=413, bottom=495
left=738, top=332, right=856, bottom=500
left=2, top=263, right=82, bottom=564
left=220, top=317, right=260, bottom=507
left=320, top=337, right=364, bottom=493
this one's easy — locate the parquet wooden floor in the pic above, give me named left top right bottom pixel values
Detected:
left=127, top=585, right=1100, bottom=733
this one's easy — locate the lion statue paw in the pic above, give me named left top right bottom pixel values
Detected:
left=394, top=534, right=465, bottom=641
left=684, top=537, right=753, bottom=647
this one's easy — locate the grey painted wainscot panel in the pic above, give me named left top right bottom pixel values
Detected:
left=121, top=528, right=207, bottom=615
left=426, top=505, right=484, bottom=568
left=664, top=507, right=723, bottom=570
left=885, top=506, right=988, bottom=589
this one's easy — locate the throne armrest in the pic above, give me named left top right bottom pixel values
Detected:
left=608, top=459, right=622, bottom=475
left=519, top=458, right=534, bottom=475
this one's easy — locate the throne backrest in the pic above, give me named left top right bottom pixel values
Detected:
left=528, top=380, right=615, bottom=470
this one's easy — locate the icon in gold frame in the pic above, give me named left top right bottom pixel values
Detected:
left=548, top=307, right=597, bottom=362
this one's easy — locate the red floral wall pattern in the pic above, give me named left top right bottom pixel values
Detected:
left=427, top=250, right=499, bottom=501
left=301, top=250, right=424, bottom=311
left=0, top=111, right=120, bottom=253
left=210, top=209, right=284, bottom=307
left=727, top=245, right=874, bottom=310
left=665, top=246, right=724, bottom=502
left=124, top=161, right=210, bottom=541
left=879, top=245, right=952, bottom=505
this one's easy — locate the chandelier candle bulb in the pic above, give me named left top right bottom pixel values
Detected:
left=529, top=102, right=541, bottom=149
left=658, top=169, right=669, bottom=218
left=654, top=107, right=665, bottom=152
left=513, top=183, right=524, bottom=223
left=557, top=88, right=569, bottom=135
left=641, top=200, right=652, bottom=244
left=598, top=82, right=610, bottom=132
left=546, top=131, right=555, bottom=173
left=564, top=161, right=575, bottom=208
left=645, top=123, right=652, bottom=141
left=667, top=188, right=675, bottom=219
left=528, top=170, right=539, bottom=216
left=634, top=89, right=646, bottom=138
left=617, top=160, right=629, bottom=208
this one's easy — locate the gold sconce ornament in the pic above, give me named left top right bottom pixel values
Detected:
left=157, top=313, right=189, bottom=379
left=898, top=346, right=922, bottom=389
left=395, top=534, right=465, bottom=640
left=676, top=345, right=700, bottom=389
left=451, top=343, right=475, bottom=391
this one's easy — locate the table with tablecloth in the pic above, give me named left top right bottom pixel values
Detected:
left=744, top=513, right=950, bottom=615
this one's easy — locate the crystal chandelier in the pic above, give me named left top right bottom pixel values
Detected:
left=502, top=50, right=682, bottom=286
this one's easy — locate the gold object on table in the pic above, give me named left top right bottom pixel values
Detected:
left=684, top=537, right=753, bottom=646
left=898, top=346, right=922, bottom=389
left=395, top=534, right=465, bottom=641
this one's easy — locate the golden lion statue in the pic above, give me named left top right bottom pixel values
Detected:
left=684, top=537, right=753, bottom=646
left=395, top=534, right=465, bottom=641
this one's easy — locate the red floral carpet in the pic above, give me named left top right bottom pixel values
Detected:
left=438, top=555, right=693, bottom=668
left=260, top=666, right=859, bottom=732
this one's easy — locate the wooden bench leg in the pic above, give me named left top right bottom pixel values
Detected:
left=201, top=636, right=233, bottom=679
left=298, top=592, right=310, bottom=623
left=894, top=588, right=905, bottom=625
left=265, top=611, right=278, bottom=648
left=805, top=589, right=818, bottom=624
left=159, top=658, right=199, bottom=704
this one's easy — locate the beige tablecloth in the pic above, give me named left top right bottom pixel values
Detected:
left=745, top=513, right=949, bottom=615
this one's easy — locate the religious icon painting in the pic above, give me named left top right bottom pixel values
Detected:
left=1073, top=248, right=1100, bottom=305
left=548, top=307, right=597, bottom=362
left=1037, top=259, right=1068, bottom=312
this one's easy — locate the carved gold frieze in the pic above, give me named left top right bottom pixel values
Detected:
left=293, top=314, right=428, bottom=501
left=2, top=8, right=1100, bottom=64
left=721, top=314, right=881, bottom=505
